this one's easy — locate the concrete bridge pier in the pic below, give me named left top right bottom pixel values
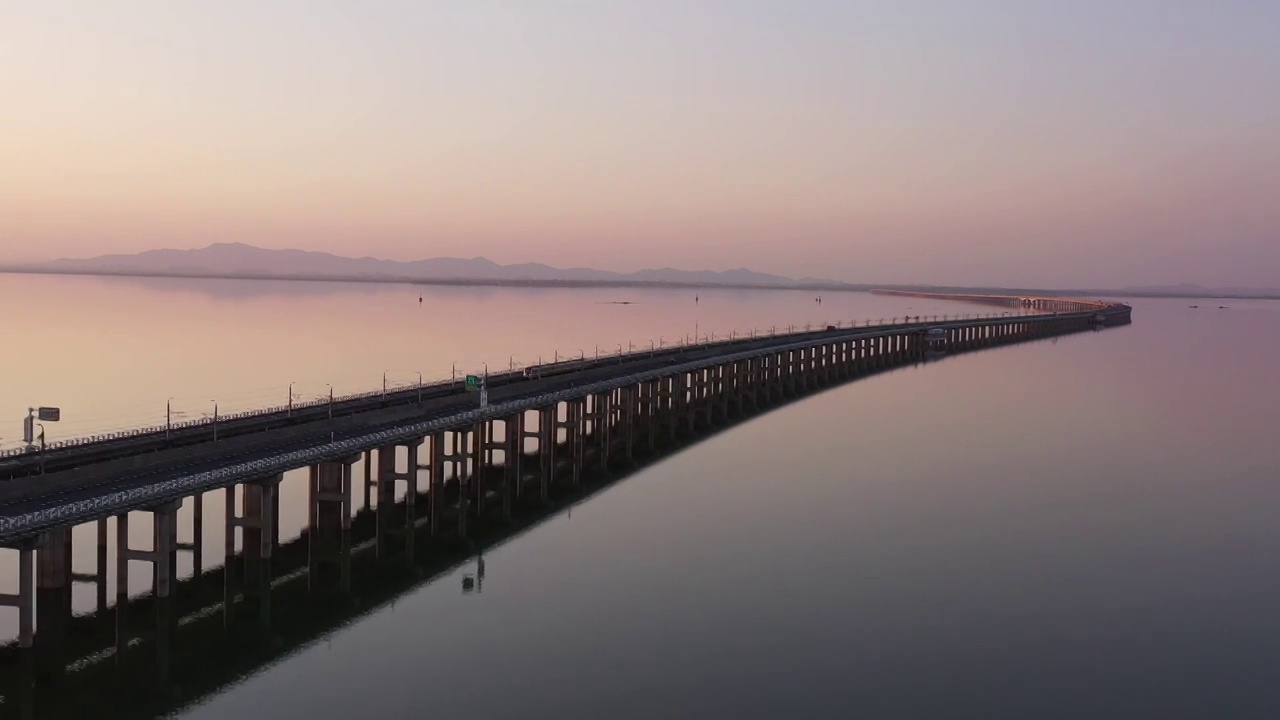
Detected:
left=0, top=542, right=36, bottom=654
left=224, top=476, right=281, bottom=620
left=764, top=355, right=778, bottom=404
left=115, top=500, right=180, bottom=664
left=448, top=430, right=470, bottom=538
left=645, top=380, right=660, bottom=451
left=684, top=371, right=698, bottom=433
left=33, top=526, right=72, bottom=681
left=503, top=413, right=523, bottom=517
left=67, top=518, right=110, bottom=615
left=622, top=388, right=636, bottom=462
left=307, top=462, right=351, bottom=593
left=728, top=361, right=746, bottom=415
left=180, top=493, right=204, bottom=581
left=596, top=393, right=613, bottom=471
left=469, top=422, right=488, bottom=517
left=571, top=398, right=587, bottom=484
left=373, top=440, right=419, bottom=558
left=667, top=376, right=682, bottom=439
left=556, top=402, right=580, bottom=487
left=710, top=366, right=725, bottom=421
left=714, top=365, right=726, bottom=418
left=690, top=370, right=704, bottom=430
left=428, top=431, right=447, bottom=536
left=539, top=407, right=556, bottom=501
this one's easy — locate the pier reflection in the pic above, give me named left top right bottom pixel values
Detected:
left=0, top=395, right=797, bottom=719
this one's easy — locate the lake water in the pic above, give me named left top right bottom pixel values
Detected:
left=3, top=275, right=1279, bottom=718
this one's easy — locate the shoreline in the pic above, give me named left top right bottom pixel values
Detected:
left=0, top=267, right=1276, bottom=301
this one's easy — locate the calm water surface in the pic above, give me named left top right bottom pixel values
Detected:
left=174, top=294, right=1278, bottom=719
left=2, top=276, right=1278, bottom=718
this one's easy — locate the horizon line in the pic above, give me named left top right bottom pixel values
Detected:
left=0, top=266, right=1275, bottom=301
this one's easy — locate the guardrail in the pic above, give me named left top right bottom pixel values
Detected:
left=0, top=310, right=1058, bottom=458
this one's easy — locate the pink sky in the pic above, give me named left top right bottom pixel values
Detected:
left=2, top=2, right=1277, bottom=288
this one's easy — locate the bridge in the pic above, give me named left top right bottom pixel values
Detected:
left=0, top=294, right=1131, bottom=714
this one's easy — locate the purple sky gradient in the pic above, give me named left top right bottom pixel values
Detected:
left=2, top=1, right=1277, bottom=288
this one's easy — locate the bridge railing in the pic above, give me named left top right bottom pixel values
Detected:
left=0, top=309, right=1071, bottom=458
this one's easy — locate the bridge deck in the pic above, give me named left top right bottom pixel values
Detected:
left=0, top=304, right=1131, bottom=542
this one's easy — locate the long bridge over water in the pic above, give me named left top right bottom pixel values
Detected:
left=0, top=292, right=1131, bottom=716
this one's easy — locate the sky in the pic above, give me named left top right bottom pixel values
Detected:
left=2, top=1, right=1277, bottom=288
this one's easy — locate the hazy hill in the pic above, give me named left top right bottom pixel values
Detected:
left=28, top=243, right=837, bottom=288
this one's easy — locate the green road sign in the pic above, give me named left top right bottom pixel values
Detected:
left=464, top=374, right=481, bottom=391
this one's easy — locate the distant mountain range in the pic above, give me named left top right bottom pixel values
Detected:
left=17, top=243, right=846, bottom=289
left=5, top=244, right=1278, bottom=299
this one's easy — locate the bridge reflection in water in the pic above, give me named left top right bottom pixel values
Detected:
left=0, top=297, right=1132, bottom=717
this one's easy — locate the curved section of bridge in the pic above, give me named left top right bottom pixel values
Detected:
left=0, top=294, right=1131, bottom=705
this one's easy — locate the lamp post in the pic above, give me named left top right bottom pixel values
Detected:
left=417, top=372, right=423, bottom=403
left=211, top=400, right=218, bottom=442
left=288, top=382, right=295, bottom=417
left=35, top=423, right=46, bottom=474
left=326, top=384, right=334, bottom=420
left=166, top=397, right=173, bottom=443
left=382, top=372, right=387, bottom=398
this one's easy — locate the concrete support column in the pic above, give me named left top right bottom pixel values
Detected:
left=539, top=407, right=555, bottom=500
left=454, top=430, right=469, bottom=538
left=472, top=423, right=487, bottom=514
left=308, top=462, right=352, bottom=592
left=1, top=542, right=38, bottom=654
left=362, top=449, right=373, bottom=511
left=598, top=394, right=612, bottom=470
left=17, top=545, right=34, bottom=650
left=572, top=398, right=587, bottom=484
left=720, top=365, right=732, bottom=417
left=646, top=380, right=659, bottom=451
left=667, top=376, right=681, bottom=439
left=112, top=499, right=182, bottom=658
left=186, top=492, right=204, bottom=578
left=374, top=445, right=401, bottom=558
left=623, top=387, right=636, bottom=461
left=35, top=526, right=72, bottom=674
left=504, top=413, right=522, bottom=517
left=430, top=431, right=446, bottom=535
